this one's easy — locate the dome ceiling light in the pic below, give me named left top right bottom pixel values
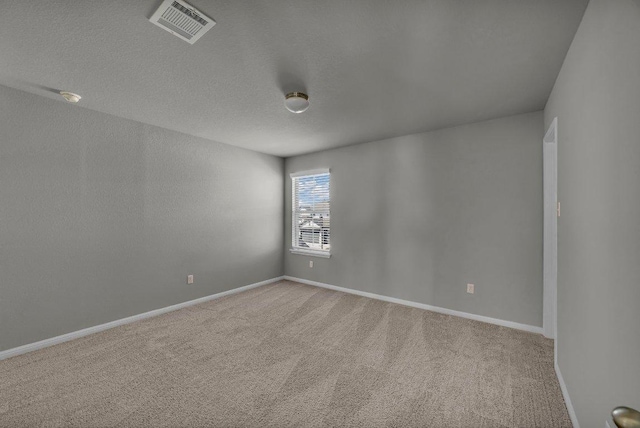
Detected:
left=60, top=91, right=82, bottom=103
left=285, top=92, right=309, bottom=114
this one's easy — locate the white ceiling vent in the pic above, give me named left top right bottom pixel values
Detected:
left=149, top=0, right=216, bottom=44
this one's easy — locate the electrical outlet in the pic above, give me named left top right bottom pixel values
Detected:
left=309, top=260, right=313, bottom=268
left=467, top=283, right=475, bottom=294
left=187, top=275, right=194, bottom=284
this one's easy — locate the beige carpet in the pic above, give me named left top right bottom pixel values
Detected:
left=0, top=280, right=570, bottom=427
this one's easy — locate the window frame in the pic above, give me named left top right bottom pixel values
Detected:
left=290, top=168, right=331, bottom=258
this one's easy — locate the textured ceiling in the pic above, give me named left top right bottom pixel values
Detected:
left=0, top=1, right=588, bottom=157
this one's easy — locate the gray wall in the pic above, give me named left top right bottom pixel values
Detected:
left=544, top=0, right=640, bottom=425
left=285, top=111, right=544, bottom=327
left=0, top=84, right=284, bottom=352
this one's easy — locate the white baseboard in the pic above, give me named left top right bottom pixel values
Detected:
left=283, top=276, right=544, bottom=335
left=0, top=276, right=284, bottom=361
left=555, top=361, right=580, bottom=428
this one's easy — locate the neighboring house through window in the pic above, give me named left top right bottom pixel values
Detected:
left=290, top=169, right=330, bottom=258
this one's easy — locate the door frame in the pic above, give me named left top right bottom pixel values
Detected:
left=543, top=117, right=558, bottom=340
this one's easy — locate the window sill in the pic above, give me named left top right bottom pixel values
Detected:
left=289, top=248, right=331, bottom=258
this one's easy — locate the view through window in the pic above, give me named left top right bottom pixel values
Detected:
left=291, top=170, right=330, bottom=254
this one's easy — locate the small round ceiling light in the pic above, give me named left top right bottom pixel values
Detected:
left=285, top=92, right=309, bottom=113
left=60, top=91, right=81, bottom=103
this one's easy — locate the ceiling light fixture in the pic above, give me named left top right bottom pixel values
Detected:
left=285, top=92, right=309, bottom=113
left=60, top=91, right=81, bottom=103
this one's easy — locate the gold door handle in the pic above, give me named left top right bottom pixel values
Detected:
left=612, top=407, right=640, bottom=428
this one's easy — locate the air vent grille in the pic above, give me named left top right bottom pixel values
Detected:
left=168, top=1, right=208, bottom=26
left=149, top=0, right=216, bottom=44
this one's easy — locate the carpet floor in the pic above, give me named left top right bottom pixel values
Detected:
left=0, top=280, right=571, bottom=427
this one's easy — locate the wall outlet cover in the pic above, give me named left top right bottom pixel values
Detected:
left=187, top=275, right=194, bottom=284
left=467, top=283, right=475, bottom=294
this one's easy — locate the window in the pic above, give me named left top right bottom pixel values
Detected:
left=290, top=169, right=330, bottom=258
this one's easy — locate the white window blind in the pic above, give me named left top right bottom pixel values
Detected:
left=291, top=169, right=330, bottom=256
